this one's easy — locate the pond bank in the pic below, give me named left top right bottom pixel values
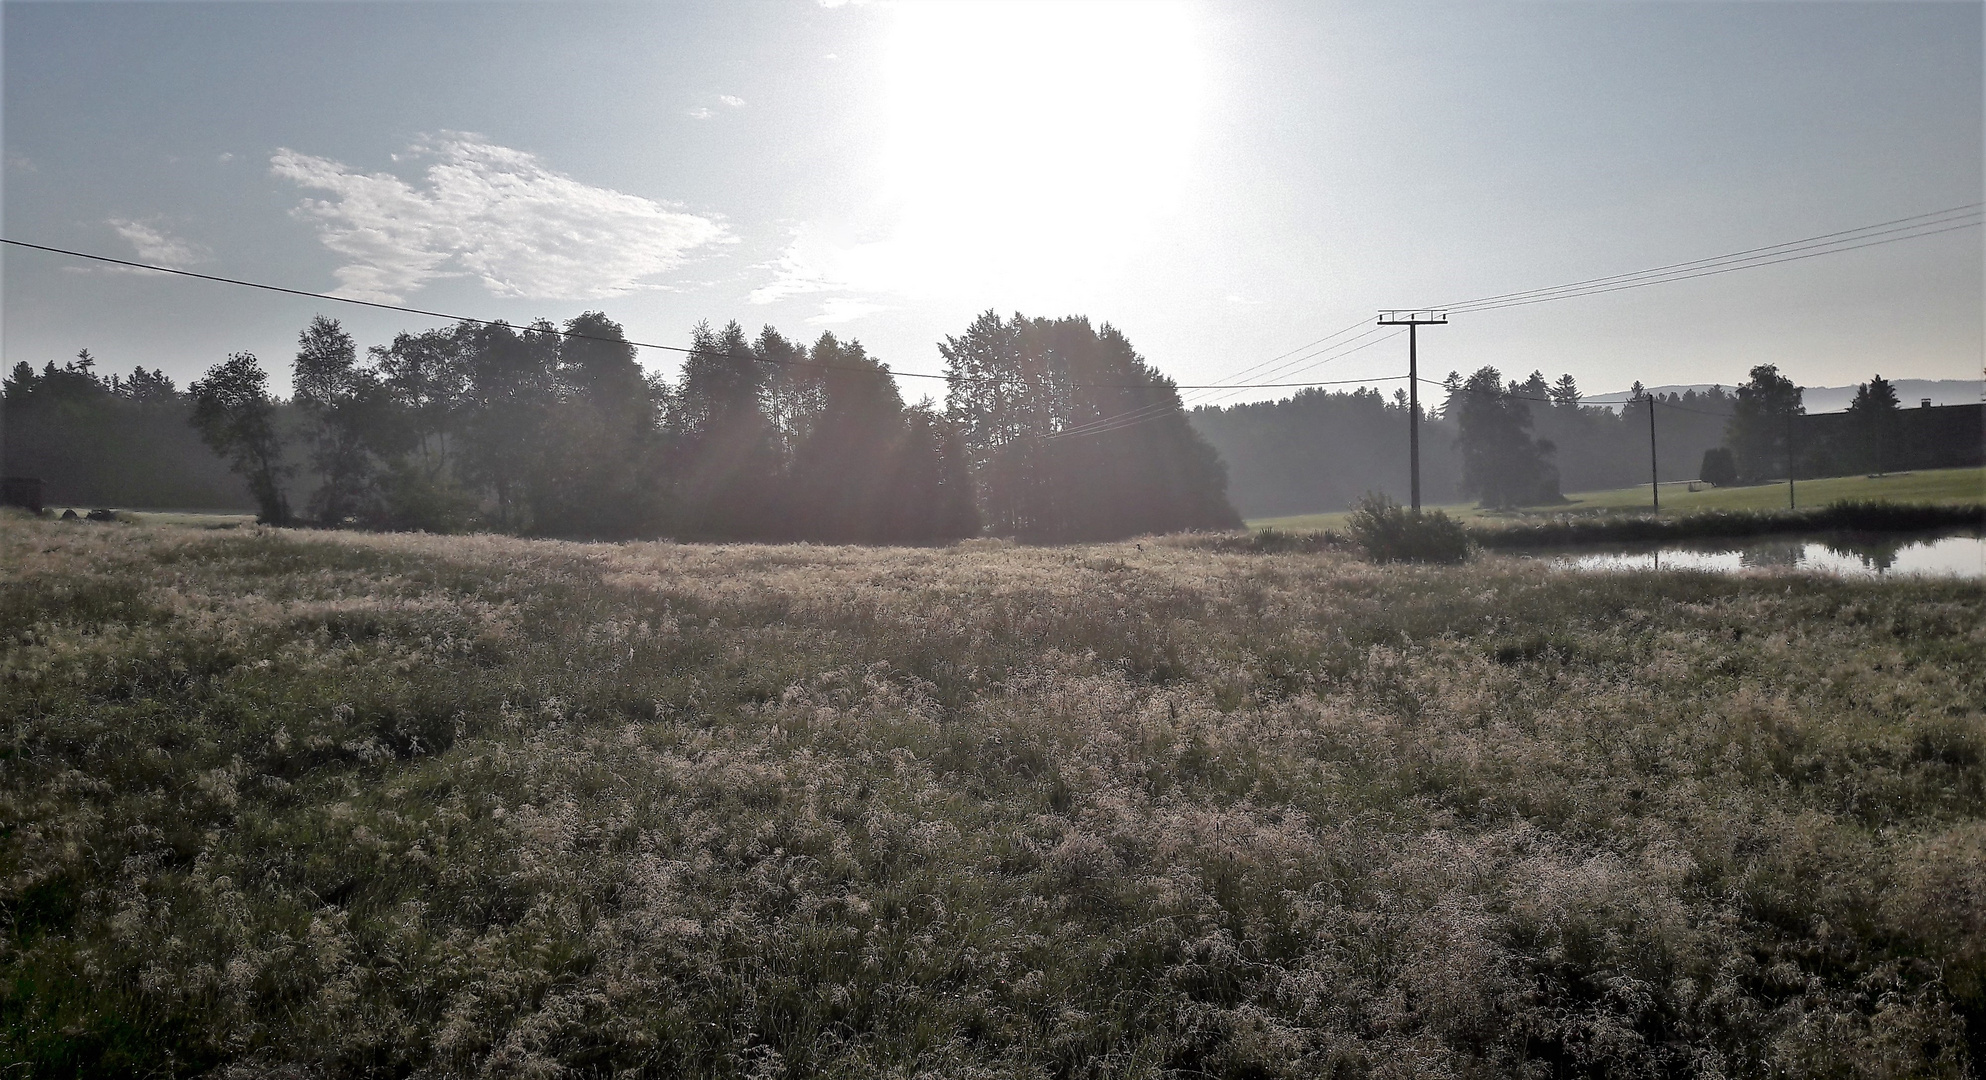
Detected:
left=1468, top=501, right=1985, bottom=550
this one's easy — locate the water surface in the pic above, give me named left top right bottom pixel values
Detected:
left=1543, top=531, right=1985, bottom=579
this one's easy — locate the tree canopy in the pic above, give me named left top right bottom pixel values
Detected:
left=941, top=311, right=1238, bottom=541
left=1443, top=367, right=1561, bottom=509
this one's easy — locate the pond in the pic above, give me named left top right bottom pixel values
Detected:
left=1539, top=530, right=1986, bottom=579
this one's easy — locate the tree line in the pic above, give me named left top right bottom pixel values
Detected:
left=1189, top=372, right=1738, bottom=515
left=11, top=315, right=1931, bottom=530
left=3, top=352, right=252, bottom=509
left=121, top=308, right=1235, bottom=543
left=1195, top=362, right=1923, bottom=516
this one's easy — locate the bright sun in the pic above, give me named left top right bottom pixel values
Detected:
left=868, top=0, right=1204, bottom=297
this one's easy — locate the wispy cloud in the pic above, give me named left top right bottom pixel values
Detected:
left=108, top=218, right=208, bottom=265
left=686, top=107, right=715, bottom=120
left=808, top=297, right=888, bottom=325
left=748, top=239, right=838, bottom=306
left=745, top=231, right=896, bottom=327
left=271, top=134, right=732, bottom=303
left=719, top=95, right=746, bottom=109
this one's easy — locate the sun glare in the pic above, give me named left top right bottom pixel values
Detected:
left=872, top=0, right=1204, bottom=296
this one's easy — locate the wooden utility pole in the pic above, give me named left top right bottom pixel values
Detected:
left=1646, top=390, right=1659, bottom=511
left=1786, top=409, right=1797, bottom=510
left=1377, top=311, right=1448, bottom=511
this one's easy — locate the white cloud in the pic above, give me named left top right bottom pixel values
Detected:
left=108, top=218, right=208, bottom=265
left=748, top=238, right=839, bottom=305
left=808, top=297, right=888, bottom=324
left=270, top=134, right=732, bottom=303
left=218, top=152, right=236, bottom=163
left=686, top=106, right=714, bottom=120
left=745, top=232, right=897, bottom=326
left=719, top=95, right=746, bottom=108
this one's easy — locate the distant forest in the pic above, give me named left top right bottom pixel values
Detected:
left=1193, top=363, right=1971, bottom=518
left=2, top=352, right=255, bottom=509
left=6, top=322, right=1967, bottom=532
left=3, top=310, right=1237, bottom=543
left=1192, top=375, right=1737, bottom=518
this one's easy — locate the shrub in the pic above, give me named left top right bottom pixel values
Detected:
left=377, top=461, right=478, bottom=533
left=1700, top=447, right=1738, bottom=487
left=1346, top=491, right=1471, bottom=563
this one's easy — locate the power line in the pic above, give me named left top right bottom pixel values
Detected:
left=1051, top=372, right=1410, bottom=442
left=1435, top=204, right=1981, bottom=314
left=1182, top=324, right=1389, bottom=404
left=1069, top=203, right=1981, bottom=436
left=11, top=198, right=1970, bottom=412
left=1453, top=220, right=1982, bottom=314
left=1439, top=203, right=1979, bottom=310
left=0, top=237, right=1406, bottom=394
left=1174, top=315, right=1375, bottom=396
left=1050, top=330, right=1408, bottom=440
left=1049, top=325, right=1396, bottom=441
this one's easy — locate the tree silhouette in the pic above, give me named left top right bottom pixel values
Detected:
left=670, top=321, right=780, bottom=540
left=787, top=334, right=907, bottom=542
left=886, top=402, right=980, bottom=543
left=1847, top=374, right=1901, bottom=475
left=531, top=312, right=662, bottom=538
left=1446, top=366, right=1559, bottom=508
left=942, top=311, right=1237, bottom=541
left=459, top=320, right=561, bottom=532
left=293, top=316, right=389, bottom=524
left=190, top=352, right=291, bottom=524
left=1727, top=364, right=1803, bottom=482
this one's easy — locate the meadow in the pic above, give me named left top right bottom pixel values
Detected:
left=4, top=512, right=1984, bottom=1077
left=1251, top=465, right=1986, bottom=532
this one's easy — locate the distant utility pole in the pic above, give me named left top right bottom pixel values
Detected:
left=1645, top=389, right=1659, bottom=511
left=1786, top=410, right=1797, bottom=510
left=1377, top=310, right=1447, bottom=511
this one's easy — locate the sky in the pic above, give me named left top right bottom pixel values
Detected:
left=4, top=0, right=1981, bottom=407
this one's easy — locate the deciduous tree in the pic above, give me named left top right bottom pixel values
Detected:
left=190, top=352, right=291, bottom=524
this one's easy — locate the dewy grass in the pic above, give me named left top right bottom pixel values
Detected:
left=4, top=515, right=1985, bottom=1077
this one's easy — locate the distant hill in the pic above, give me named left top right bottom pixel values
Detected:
left=1594, top=379, right=1980, bottom=413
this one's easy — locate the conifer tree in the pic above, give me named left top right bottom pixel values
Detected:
left=670, top=321, right=780, bottom=539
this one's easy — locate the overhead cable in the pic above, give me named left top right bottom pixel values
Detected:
left=0, top=237, right=1393, bottom=393
left=1433, top=204, right=1981, bottom=314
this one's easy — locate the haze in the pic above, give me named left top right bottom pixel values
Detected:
left=4, top=0, right=1980, bottom=400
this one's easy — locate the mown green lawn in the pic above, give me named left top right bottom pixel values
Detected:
left=1250, top=465, right=1986, bottom=532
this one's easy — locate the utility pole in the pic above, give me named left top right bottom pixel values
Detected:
left=1786, top=409, right=1797, bottom=510
left=1645, top=390, right=1659, bottom=511
left=1377, top=310, right=1447, bottom=511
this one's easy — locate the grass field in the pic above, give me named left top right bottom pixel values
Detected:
left=4, top=513, right=1985, bottom=1077
left=1250, top=465, right=1986, bottom=532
